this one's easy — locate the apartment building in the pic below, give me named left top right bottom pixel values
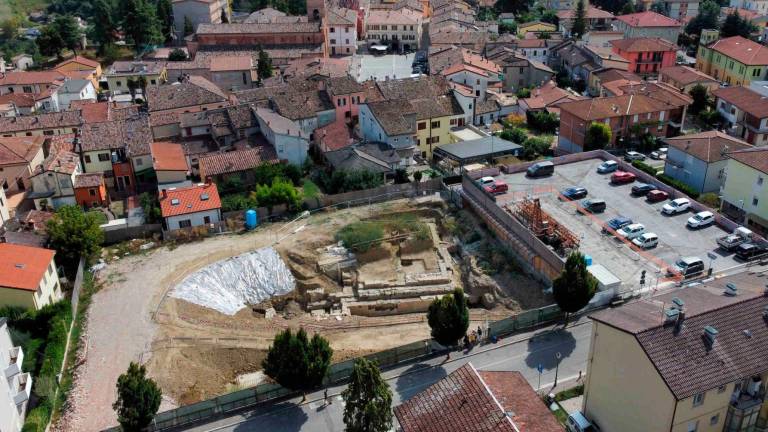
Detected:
left=659, top=65, right=719, bottom=94
left=0, top=136, right=46, bottom=195
left=1, top=317, right=31, bottom=432
left=661, top=0, right=700, bottom=20
left=364, top=9, right=422, bottom=53
left=28, top=149, right=82, bottom=210
left=104, top=61, right=168, bottom=95
left=0, top=71, right=64, bottom=95
left=0, top=243, right=62, bottom=310
left=712, top=86, right=768, bottom=146
left=720, top=148, right=768, bottom=233
left=697, top=36, right=768, bottom=86
left=613, top=11, right=682, bottom=43
left=326, top=7, right=358, bottom=56
left=610, top=37, right=677, bottom=78
left=584, top=271, right=768, bottom=432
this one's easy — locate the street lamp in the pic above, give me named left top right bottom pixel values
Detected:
left=554, top=352, right=562, bottom=387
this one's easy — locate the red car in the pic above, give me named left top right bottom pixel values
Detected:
left=646, top=190, right=669, bottom=203
left=484, top=181, right=509, bottom=195
left=611, top=171, right=636, bottom=185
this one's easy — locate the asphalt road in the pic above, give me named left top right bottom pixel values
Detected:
left=183, top=318, right=593, bottom=432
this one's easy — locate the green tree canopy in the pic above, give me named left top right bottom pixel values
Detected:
left=552, top=252, right=597, bottom=318
left=342, top=358, right=393, bottom=432
left=168, top=48, right=188, bottom=61
left=54, top=15, right=82, bottom=53
left=183, top=15, right=194, bottom=36
left=257, top=47, right=273, bottom=81
left=262, top=328, right=333, bottom=397
left=427, top=288, right=469, bottom=348
left=37, top=25, right=65, bottom=58
left=122, top=0, right=163, bottom=52
left=720, top=10, right=757, bottom=38
left=572, top=0, right=587, bottom=39
left=156, top=0, right=174, bottom=42
left=91, top=0, right=117, bottom=48
left=688, top=84, right=709, bottom=115
left=584, top=122, right=612, bottom=151
left=113, top=362, right=162, bottom=432
left=685, top=0, right=719, bottom=35
left=620, top=1, right=635, bottom=13
left=47, top=205, right=104, bottom=270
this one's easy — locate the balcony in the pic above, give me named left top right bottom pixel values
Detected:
left=4, top=346, right=23, bottom=379
left=12, top=372, right=32, bottom=406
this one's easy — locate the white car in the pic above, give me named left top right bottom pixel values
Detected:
left=624, top=151, right=646, bottom=162
left=662, top=198, right=691, bottom=215
left=632, top=233, right=659, bottom=249
left=687, top=211, right=715, bottom=228
left=478, top=176, right=495, bottom=187
left=617, top=223, right=646, bottom=240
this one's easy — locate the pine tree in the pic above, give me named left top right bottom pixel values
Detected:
left=122, top=0, right=163, bottom=52
left=92, top=0, right=117, bottom=48
left=113, top=362, right=162, bottom=432
left=156, top=0, right=174, bottom=42
left=552, top=252, right=597, bottom=321
left=37, top=25, right=65, bottom=59
left=427, top=288, right=469, bottom=352
left=688, top=84, right=709, bottom=115
left=183, top=15, right=194, bottom=35
left=262, top=328, right=333, bottom=400
left=342, top=358, right=393, bottom=432
left=257, top=47, right=273, bottom=81
left=572, top=0, right=587, bottom=39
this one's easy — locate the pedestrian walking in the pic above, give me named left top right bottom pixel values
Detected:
left=477, top=326, right=483, bottom=340
left=324, top=388, right=329, bottom=406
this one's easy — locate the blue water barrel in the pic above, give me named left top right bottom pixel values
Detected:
left=245, top=209, right=258, bottom=230
left=584, top=254, right=593, bottom=266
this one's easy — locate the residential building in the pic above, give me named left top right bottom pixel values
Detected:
left=0, top=111, right=81, bottom=138
left=73, top=173, right=108, bottom=208
left=588, top=68, right=642, bottom=96
left=712, top=86, right=768, bottom=145
left=0, top=72, right=64, bottom=96
left=613, top=11, right=682, bottom=42
left=659, top=65, right=719, bottom=94
left=0, top=136, right=46, bottom=194
left=661, top=0, right=699, bottom=20
left=54, top=55, right=102, bottom=88
left=254, top=107, right=310, bottom=166
left=159, top=182, right=222, bottom=231
left=720, top=147, right=768, bottom=231
left=326, top=7, right=358, bottom=56
left=518, top=80, right=584, bottom=115
left=582, top=30, right=624, bottom=47
left=11, top=54, right=34, bottom=71
left=151, top=142, right=190, bottom=190
left=104, top=61, right=168, bottom=95
left=557, top=6, right=615, bottom=37
left=517, top=20, right=557, bottom=37
left=0, top=243, right=62, bottom=310
left=171, top=0, right=230, bottom=39
left=358, top=100, right=417, bottom=159
left=696, top=36, right=768, bottom=86
left=395, top=362, right=562, bottom=432
left=430, top=47, right=504, bottom=99
left=491, top=51, right=554, bottom=93
left=28, top=149, right=81, bottom=210
left=198, top=146, right=278, bottom=185
left=364, top=9, right=423, bottom=53
left=325, top=75, right=366, bottom=124
left=0, top=187, right=8, bottom=228
left=208, top=56, right=257, bottom=91
left=729, top=0, right=768, bottom=13
left=1, top=317, right=31, bottom=432
left=190, top=22, right=324, bottom=55
left=550, top=41, right=631, bottom=88
left=610, top=37, right=677, bottom=78
left=584, top=271, right=768, bottom=432
left=54, top=79, right=97, bottom=111
left=663, top=131, right=752, bottom=193
left=146, top=76, right=229, bottom=115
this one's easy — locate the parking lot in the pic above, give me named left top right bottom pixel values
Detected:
left=350, top=53, right=416, bottom=82
left=493, top=159, right=740, bottom=290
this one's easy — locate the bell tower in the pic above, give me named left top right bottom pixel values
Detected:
left=308, top=0, right=325, bottom=21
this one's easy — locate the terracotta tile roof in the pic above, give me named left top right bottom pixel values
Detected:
left=209, top=56, right=253, bottom=72
left=367, top=9, right=421, bottom=24
left=74, top=172, right=104, bottom=188
left=591, top=272, right=768, bottom=400
left=226, top=104, right=256, bottom=129
left=706, top=36, right=768, bottom=66
left=0, top=93, right=35, bottom=108
left=429, top=31, right=491, bottom=50
left=39, top=149, right=80, bottom=174
left=615, top=11, right=681, bottom=27
left=611, top=37, right=676, bottom=52
left=659, top=65, right=718, bottom=86
left=713, top=86, right=768, bottom=118
left=613, top=81, right=693, bottom=106
left=722, top=7, right=764, bottom=22
left=106, top=60, right=166, bottom=76
left=79, top=115, right=153, bottom=156
left=151, top=142, right=189, bottom=171
left=317, top=121, right=355, bottom=152
left=593, top=68, right=642, bottom=84
left=147, top=76, right=228, bottom=112
left=326, top=76, right=365, bottom=96
left=665, top=131, right=752, bottom=163
left=376, top=75, right=451, bottom=101
left=149, top=111, right=181, bottom=127
left=395, top=363, right=561, bottom=432
left=0, top=243, right=55, bottom=291
left=558, top=6, right=615, bottom=19
left=196, top=22, right=321, bottom=34
left=272, top=88, right=334, bottom=120
left=159, top=182, right=221, bottom=217
left=0, top=110, right=81, bottom=134
left=254, top=107, right=309, bottom=137
left=55, top=55, right=100, bottom=70
left=0, top=136, right=45, bottom=166
left=522, top=81, right=584, bottom=110
left=283, top=57, right=350, bottom=80
left=366, top=100, right=415, bottom=135
left=47, top=134, right=77, bottom=154
left=198, top=146, right=278, bottom=178
left=727, top=147, right=768, bottom=174
left=21, top=209, right=54, bottom=232
left=559, top=92, right=682, bottom=121
left=326, top=7, right=357, bottom=25
left=0, top=71, right=65, bottom=86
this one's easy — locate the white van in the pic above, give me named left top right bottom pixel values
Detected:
left=617, top=223, right=645, bottom=240
left=632, top=232, right=659, bottom=249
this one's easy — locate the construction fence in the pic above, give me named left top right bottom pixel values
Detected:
left=124, top=303, right=563, bottom=432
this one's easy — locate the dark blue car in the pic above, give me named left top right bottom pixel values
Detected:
left=603, top=216, right=633, bottom=234
left=561, top=187, right=588, bottom=200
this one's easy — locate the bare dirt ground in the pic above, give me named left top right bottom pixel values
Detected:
left=57, top=199, right=548, bottom=431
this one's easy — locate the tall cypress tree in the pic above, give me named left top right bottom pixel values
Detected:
left=427, top=288, right=469, bottom=350
left=113, top=362, right=162, bottom=432
left=552, top=252, right=597, bottom=321
left=122, top=0, right=163, bottom=52
left=572, top=0, right=587, bottom=39
left=343, top=358, right=393, bottom=432
left=156, top=0, right=174, bottom=42
left=92, top=0, right=117, bottom=48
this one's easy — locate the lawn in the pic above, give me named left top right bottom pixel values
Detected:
left=87, top=210, right=108, bottom=225
left=302, top=178, right=322, bottom=199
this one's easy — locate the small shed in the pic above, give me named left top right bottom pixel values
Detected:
left=433, top=136, right=522, bottom=165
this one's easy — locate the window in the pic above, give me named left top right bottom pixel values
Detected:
left=151, top=79, right=156, bottom=85
left=687, top=420, right=698, bottom=432
left=136, top=158, right=143, bottom=166
left=330, top=39, right=336, bottom=44
left=116, top=81, right=122, bottom=87
left=84, top=155, right=92, bottom=163
left=431, top=121, right=440, bottom=128
left=753, top=197, right=759, bottom=206
left=178, top=219, right=192, bottom=228
left=22, top=86, right=33, bottom=93
left=330, top=27, right=335, bottom=32
left=710, top=414, right=719, bottom=425
left=758, top=176, right=764, bottom=185
left=693, top=392, right=705, bottom=407
left=633, top=114, right=639, bottom=122
left=43, top=130, right=54, bottom=136
left=89, top=189, right=96, bottom=197
left=203, top=216, right=211, bottom=224
left=98, top=153, right=110, bottom=162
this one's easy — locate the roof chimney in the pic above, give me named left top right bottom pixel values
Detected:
left=724, top=283, right=738, bottom=297
left=162, top=189, right=167, bottom=199
left=704, top=325, right=718, bottom=347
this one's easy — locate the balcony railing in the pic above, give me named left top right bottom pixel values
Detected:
left=4, top=346, right=23, bottom=379
left=12, top=372, right=32, bottom=406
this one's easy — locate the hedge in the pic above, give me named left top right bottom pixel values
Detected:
left=657, top=174, right=700, bottom=199
left=631, top=160, right=659, bottom=177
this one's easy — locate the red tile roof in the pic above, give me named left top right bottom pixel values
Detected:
left=0, top=71, right=65, bottom=86
left=727, top=147, right=768, bottom=174
left=0, top=93, right=35, bottom=108
left=611, top=37, right=677, bottom=52
left=558, top=6, right=615, bottom=19
left=55, top=55, right=100, bottom=70
left=198, top=146, right=278, bottom=178
left=615, top=11, right=681, bottom=27
left=713, top=86, right=768, bottom=118
left=659, top=65, right=718, bottom=86
left=395, top=363, right=562, bottom=432
left=74, top=172, right=104, bottom=188
left=159, top=183, right=221, bottom=217
left=317, top=121, right=355, bottom=152
left=706, top=36, right=768, bottom=66
left=665, top=130, right=752, bottom=162
left=0, top=136, right=45, bottom=166
left=150, top=142, right=189, bottom=172
left=0, top=243, right=56, bottom=291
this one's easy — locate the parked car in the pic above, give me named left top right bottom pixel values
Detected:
left=581, top=198, right=606, bottom=213
left=603, top=216, right=633, bottom=234
left=484, top=181, right=508, bottom=195
left=561, top=187, right=588, bottom=200
left=617, top=223, right=646, bottom=240
left=611, top=171, right=636, bottom=185
left=567, top=412, right=596, bottom=432
left=646, top=190, right=669, bottom=203
left=413, top=50, right=427, bottom=65
left=662, top=198, right=691, bottom=215
left=526, top=160, right=554, bottom=177
left=632, top=232, right=659, bottom=249
left=649, top=148, right=668, bottom=160
left=477, top=176, right=495, bottom=187
left=717, top=227, right=753, bottom=251
left=687, top=211, right=715, bottom=229
left=597, top=160, right=619, bottom=173
left=624, top=151, right=646, bottom=162
left=631, top=183, right=655, bottom=196
left=735, top=242, right=768, bottom=261
left=667, top=256, right=705, bottom=278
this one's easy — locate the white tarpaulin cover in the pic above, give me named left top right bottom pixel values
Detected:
left=170, top=247, right=296, bottom=315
